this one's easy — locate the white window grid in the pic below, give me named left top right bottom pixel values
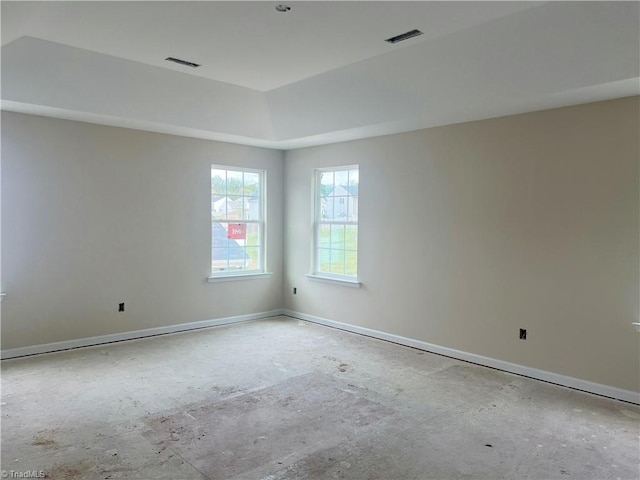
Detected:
left=313, top=166, right=359, bottom=280
left=211, top=165, right=266, bottom=276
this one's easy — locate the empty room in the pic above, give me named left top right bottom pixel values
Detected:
left=1, top=1, right=639, bottom=479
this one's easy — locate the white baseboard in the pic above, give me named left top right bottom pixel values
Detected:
left=0, top=309, right=284, bottom=360
left=4, top=308, right=638, bottom=404
left=283, top=309, right=640, bottom=405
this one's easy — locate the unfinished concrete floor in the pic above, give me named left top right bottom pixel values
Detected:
left=1, top=316, right=639, bottom=480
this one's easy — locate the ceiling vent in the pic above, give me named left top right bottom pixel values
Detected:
left=385, top=29, right=423, bottom=44
left=165, top=57, right=201, bottom=68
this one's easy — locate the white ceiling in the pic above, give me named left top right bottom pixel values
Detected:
left=1, top=1, right=543, bottom=91
left=2, top=1, right=639, bottom=149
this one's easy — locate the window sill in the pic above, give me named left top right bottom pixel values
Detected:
left=207, top=272, right=272, bottom=283
left=305, top=274, right=362, bottom=288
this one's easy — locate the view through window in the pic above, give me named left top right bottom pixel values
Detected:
left=314, top=166, right=359, bottom=279
left=211, top=166, right=265, bottom=275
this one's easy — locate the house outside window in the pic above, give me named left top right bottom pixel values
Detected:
left=314, top=166, right=359, bottom=280
left=210, top=166, right=265, bottom=276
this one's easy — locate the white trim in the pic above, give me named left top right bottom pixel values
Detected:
left=4, top=308, right=637, bottom=404
left=0, top=310, right=284, bottom=360
left=632, top=322, right=640, bottom=333
left=208, top=272, right=273, bottom=283
left=305, top=274, right=361, bottom=288
left=282, top=309, right=640, bottom=405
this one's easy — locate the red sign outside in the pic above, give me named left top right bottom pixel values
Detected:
left=227, top=224, right=247, bottom=240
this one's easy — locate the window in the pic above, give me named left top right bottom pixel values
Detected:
left=210, top=166, right=265, bottom=276
left=313, top=166, right=359, bottom=280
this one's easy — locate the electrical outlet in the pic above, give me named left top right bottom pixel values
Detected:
left=519, top=328, right=527, bottom=340
left=293, top=287, right=297, bottom=295
left=119, top=303, right=125, bottom=312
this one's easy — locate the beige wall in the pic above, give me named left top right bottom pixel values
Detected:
left=2, top=98, right=638, bottom=394
left=284, top=97, right=640, bottom=393
left=1, top=112, right=284, bottom=349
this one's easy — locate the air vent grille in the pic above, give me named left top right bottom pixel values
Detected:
left=165, top=57, right=201, bottom=68
left=385, top=29, right=423, bottom=44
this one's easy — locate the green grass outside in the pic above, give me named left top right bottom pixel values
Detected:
left=318, top=224, right=358, bottom=276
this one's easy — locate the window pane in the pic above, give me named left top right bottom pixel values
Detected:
left=345, top=225, right=358, bottom=251
left=346, top=194, right=356, bottom=221
left=324, top=198, right=336, bottom=221
left=245, top=247, right=259, bottom=270
left=227, top=170, right=243, bottom=196
left=318, top=224, right=331, bottom=248
left=320, top=171, right=334, bottom=191
left=318, top=248, right=331, bottom=273
left=226, top=197, right=242, bottom=220
left=245, top=223, right=260, bottom=247
left=227, top=239, right=247, bottom=270
left=348, top=168, right=359, bottom=186
left=212, top=223, right=228, bottom=248
left=348, top=169, right=359, bottom=221
left=244, top=172, right=260, bottom=197
left=331, top=225, right=345, bottom=250
left=330, top=250, right=345, bottom=275
left=334, top=196, right=348, bottom=219
left=212, top=247, right=229, bottom=271
left=245, top=196, right=259, bottom=220
left=211, top=169, right=227, bottom=194
left=345, top=251, right=358, bottom=276
left=212, top=198, right=229, bottom=220
left=335, top=170, right=348, bottom=188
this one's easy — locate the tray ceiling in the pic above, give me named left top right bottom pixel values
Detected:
left=2, top=1, right=639, bottom=149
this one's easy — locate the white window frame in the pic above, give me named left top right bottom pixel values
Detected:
left=208, top=165, right=268, bottom=281
left=310, top=165, right=360, bottom=286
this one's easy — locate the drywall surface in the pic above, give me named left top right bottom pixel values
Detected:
left=1, top=112, right=284, bottom=349
left=2, top=37, right=275, bottom=142
left=284, top=97, right=640, bottom=393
